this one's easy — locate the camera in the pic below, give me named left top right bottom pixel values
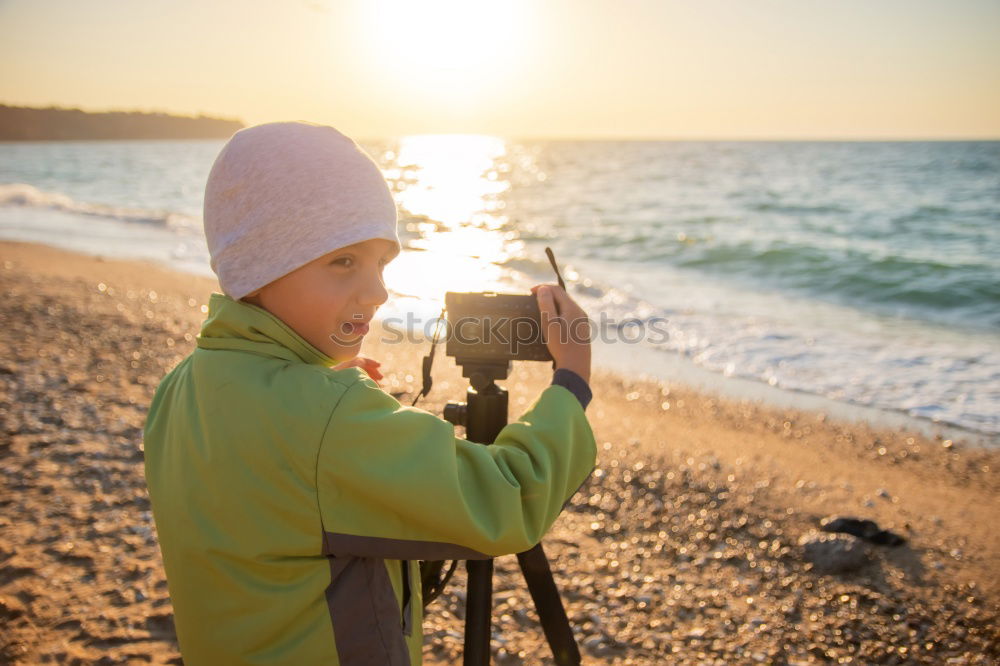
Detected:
left=444, top=291, right=552, bottom=364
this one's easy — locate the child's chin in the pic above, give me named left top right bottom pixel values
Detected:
left=325, top=334, right=363, bottom=351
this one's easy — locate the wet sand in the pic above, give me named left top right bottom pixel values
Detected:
left=1, top=240, right=997, bottom=664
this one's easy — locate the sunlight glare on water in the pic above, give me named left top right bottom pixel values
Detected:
left=381, top=134, right=523, bottom=318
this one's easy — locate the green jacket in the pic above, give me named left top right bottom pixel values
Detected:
left=143, top=293, right=597, bottom=665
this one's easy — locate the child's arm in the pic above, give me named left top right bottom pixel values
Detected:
left=317, top=373, right=596, bottom=560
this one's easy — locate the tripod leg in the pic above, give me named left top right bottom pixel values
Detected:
left=517, top=543, right=581, bottom=665
left=464, top=558, right=494, bottom=666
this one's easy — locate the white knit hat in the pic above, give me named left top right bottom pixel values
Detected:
left=203, top=121, right=400, bottom=301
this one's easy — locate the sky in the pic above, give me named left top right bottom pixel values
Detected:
left=1, top=0, right=999, bottom=140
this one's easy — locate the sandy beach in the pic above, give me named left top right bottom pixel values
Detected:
left=1, top=240, right=997, bottom=664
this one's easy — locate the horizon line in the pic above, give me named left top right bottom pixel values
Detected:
left=4, top=101, right=998, bottom=143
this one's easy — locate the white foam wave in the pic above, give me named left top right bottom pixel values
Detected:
left=0, top=183, right=200, bottom=231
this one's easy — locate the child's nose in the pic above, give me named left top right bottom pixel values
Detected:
left=359, top=273, right=389, bottom=307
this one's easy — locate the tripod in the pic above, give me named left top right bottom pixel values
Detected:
left=442, top=360, right=581, bottom=666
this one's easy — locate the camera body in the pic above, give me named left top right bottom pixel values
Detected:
left=444, top=291, right=552, bottom=364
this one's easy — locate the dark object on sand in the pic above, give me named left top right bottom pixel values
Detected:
left=820, top=516, right=906, bottom=547
left=799, top=533, right=871, bottom=573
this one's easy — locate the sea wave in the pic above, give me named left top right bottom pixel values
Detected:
left=667, top=239, right=1000, bottom=328
left=0, top=183, right=200, bottom=231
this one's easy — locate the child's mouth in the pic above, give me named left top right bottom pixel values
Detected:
left=343, top=322, right=369, bottom=337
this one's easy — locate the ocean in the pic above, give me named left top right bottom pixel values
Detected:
left=1, top=137, right=998, bottom=441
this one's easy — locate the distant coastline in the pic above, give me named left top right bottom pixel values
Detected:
left=0, top=104, right=243, bottom=141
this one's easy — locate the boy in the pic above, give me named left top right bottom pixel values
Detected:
left=143, top=121, right=596, bottom=665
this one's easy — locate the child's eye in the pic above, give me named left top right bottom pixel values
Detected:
left=331, top=257, right=353, bottom=268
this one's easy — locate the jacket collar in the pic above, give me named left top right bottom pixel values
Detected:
left=196, top=293, right=336, bottom=367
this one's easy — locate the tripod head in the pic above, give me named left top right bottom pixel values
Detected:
left=444, top=361, right=510, bottom=451
left=451, top=358, right=511, bottom=392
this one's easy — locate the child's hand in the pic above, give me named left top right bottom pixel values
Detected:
left=530, top=283, right=592, bottom=384
left=333, top=356, right=384, bottom=385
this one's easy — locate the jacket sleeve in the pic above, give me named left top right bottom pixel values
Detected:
left=551, top=368, right=592, bottom=410
left=316, top=374, right=597, bottom=559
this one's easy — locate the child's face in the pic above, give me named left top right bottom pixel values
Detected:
left=242, top=238, right=398, bottom=363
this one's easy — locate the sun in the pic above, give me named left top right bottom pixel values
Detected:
left=360, top=0, right=529, bottom=103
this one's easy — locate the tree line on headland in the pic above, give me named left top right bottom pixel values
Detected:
left=0, top=104, right=244, bottom=140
